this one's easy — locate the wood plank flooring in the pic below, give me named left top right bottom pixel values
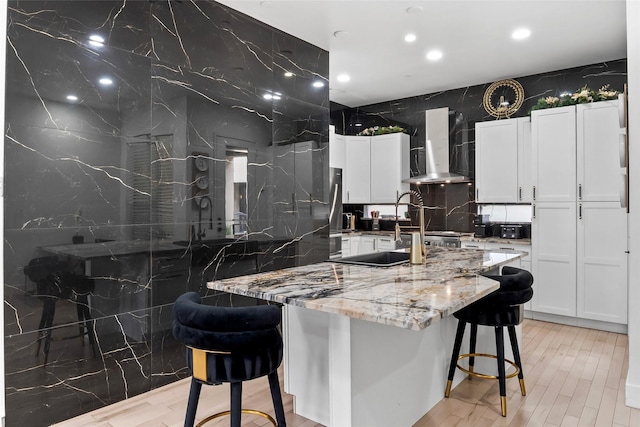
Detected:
left=53, top=320, right=640, bottom=427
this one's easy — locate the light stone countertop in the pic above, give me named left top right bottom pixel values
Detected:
left=207, top=247, right=525, bottom=331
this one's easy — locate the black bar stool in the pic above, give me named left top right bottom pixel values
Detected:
left=173, top=292, right=287, bottom=427
left=444, top=266, right=534, bottom=417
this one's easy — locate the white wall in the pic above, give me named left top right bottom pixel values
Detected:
left=626, top=0, right=640, bottom=409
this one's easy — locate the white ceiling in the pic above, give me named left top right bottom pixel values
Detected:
left=216, top=0, right=627, bottom=108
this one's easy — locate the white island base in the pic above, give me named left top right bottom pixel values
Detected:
left=283, top=304, right=520, bottom=427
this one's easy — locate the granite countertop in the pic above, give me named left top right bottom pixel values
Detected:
left=208, top=247, right=525, bottom=331
left=461, top=235, right=532, bottom=245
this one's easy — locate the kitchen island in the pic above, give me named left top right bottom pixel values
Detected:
left=208, top=247, right=525, bottom=426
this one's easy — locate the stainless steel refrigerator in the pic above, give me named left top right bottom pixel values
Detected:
left=329, top=168, right=343, bottom=258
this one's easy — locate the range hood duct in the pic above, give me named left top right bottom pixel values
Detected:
left=403, top=107, right=471, bottom=184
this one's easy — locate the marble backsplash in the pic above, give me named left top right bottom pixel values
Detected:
left=4, top=1, right=329, bottom=425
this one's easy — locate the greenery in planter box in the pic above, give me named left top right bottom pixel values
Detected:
left=530, top=85, right=619, bottom=112
left=357, top=125, right=405, bottom=136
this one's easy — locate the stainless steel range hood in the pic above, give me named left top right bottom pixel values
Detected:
left=403, top=107, right=471, bottom=184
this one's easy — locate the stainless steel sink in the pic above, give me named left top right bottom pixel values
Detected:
left=330, top=251, right=410, bottom=267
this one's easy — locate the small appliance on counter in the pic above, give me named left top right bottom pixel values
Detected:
left=474, top=214, right=494, bottom=237
left=499, top=223, right=531, bottom=239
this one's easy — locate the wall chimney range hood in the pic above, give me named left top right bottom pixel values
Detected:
left=403, top=107, right=471, bottom=184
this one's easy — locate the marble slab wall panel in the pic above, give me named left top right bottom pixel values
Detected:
left=332, top=59, right=628, bottom=232
left=4, top=1, right=330, bottom=425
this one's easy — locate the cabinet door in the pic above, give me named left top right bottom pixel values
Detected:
left=330, top=133, right=346, bottom=170
left=370, top=133, right=409, bottom=203
left=475, top=119, right=519, bottom=202
left=531, top=202, right=577, bottom=316
left=577, top=101, right=624, bottom=202
left=359, top=235, right=376, bottom=255
left=375, top=236, right=396, bottom=251
left=344, top=136, right=371, bottom=203
left=518, top=119, right=533, bottom=203
left=531, top=106, right=577, bottom=202
left=577, top=201, right=627, bottom=324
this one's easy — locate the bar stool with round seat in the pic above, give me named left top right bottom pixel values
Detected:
left=444, top=266, right=534, bottom=417
left=173, top=291, right=287, bottom=427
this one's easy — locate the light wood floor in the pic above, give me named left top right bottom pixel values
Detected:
left=53, top=319, right=640, bottom=427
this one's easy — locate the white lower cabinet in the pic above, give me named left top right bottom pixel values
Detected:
left=531, top=203, right=577, bottom=317
left=359, top=235, right=376, bottom=254
left=532, top=201, right=628, bottom=325
left=576, top=202, right=628, bottom=324
left=342, top=234, right=399, bottom=256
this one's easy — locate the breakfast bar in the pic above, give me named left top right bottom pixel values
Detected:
left=208, top=247, right=525, bottom=426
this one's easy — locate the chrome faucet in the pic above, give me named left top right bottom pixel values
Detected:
left=395, top=190, right=425, bottom=258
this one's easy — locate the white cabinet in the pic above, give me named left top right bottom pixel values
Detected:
left=370, top=134, right=410, bottom=203
left=344, top=133, right=409, bottom=204
left=531, top=106, right=577, bottom=202
left=359, top=235, right=376, bottom=254
left=576, top=101, right=625, bottom=202
left=530, top=100, right=628, bottom=325
left=577, top=202, right=628, bottom=324
left=342, top=234, right=399, bottom=256
left=531, top=202, right=577, bottom=317
left=329, top=132, right=346, bottom=170
left=475, top=117, right=531, bottom=203
left=344, top=137, right=371, bottom=203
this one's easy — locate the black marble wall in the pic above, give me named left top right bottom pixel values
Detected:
left=3, top=1, right=329, bottom=425
left=331, top=59, right=628, bottom=232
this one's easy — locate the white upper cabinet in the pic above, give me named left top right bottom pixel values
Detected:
left=576, top=100, right=624, bottom=202
left=475, top=117, right=531, bottom=203
left=344, top=133, right=409, bottom=204
left=344, top=136, right=371, bottom=203
left=370, top=133, right=410, bottom=203
left=329, top=132, right=346, bottom=171
left=531, top=105, right=577, bottom=202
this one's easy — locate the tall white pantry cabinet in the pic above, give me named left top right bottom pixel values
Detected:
left=531, top=100, right=628, bottom=326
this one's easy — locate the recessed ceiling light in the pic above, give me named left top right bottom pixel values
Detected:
left=406, top=6, right=423, bottom=14
left=98, top=77, right=113, bottom=85
left=260, top=1, right=272, bottom=7
left=512, top=28, right=531, bottom=40
left=284, top=71, right=294, bottom=77
left=337, top=74, right=350, bottom=83
left=66, top=95, right=78, bottom=101
left=333, top=30, right=349, bottom=38
left=313, top=81, right=325, bottom=88
left=426, top=50, right=443, bottom=61
left=404, top=34, right=417, bottom=43
left=88, top=34, right=105, bottom=47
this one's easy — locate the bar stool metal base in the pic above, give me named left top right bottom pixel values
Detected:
left=196, top=409, right=277, bottom=427
left=445, top=352, right=526, bottom=417
left=456, top=352, right=520, bottom=380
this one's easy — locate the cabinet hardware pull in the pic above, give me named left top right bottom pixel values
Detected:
left=578, top=184, right=582, bottom=200
left=519, top=187, right=522, bottom=200
left=347, top=191, right=349, bottom=201
left=476, top=188, right=479, bottom=200
left=533, top=186, right=536, bottom=200
left=533, top=204, right=536, bottom=218
left=579, top=203, right=582, bottom=219
left=466, top=245, right=479, bottom=248
left=499, top=247, right=514, bottom=251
